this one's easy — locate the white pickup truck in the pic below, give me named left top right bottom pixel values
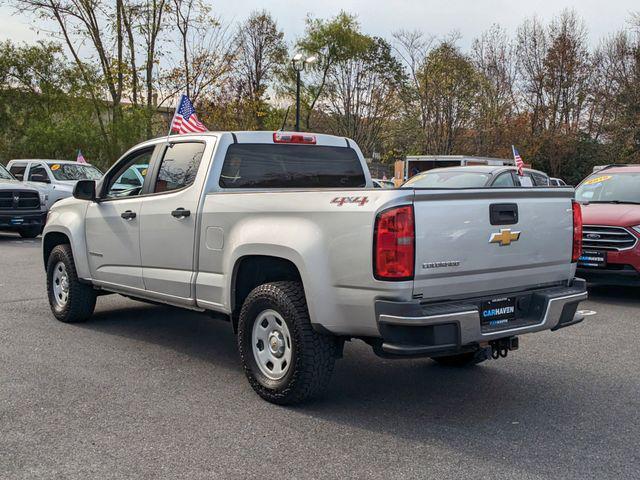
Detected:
left=42, top=131, right=588, bottom=404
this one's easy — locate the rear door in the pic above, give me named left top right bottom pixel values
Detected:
left=139, top=140, right=209, bottom=301
left=412, top=188, right=575, bottom=301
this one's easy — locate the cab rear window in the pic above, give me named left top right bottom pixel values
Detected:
left=219, top=144, right=366, bottom=189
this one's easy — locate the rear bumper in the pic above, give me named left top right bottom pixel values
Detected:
left=375, top=279, right=588, bottom=357
left=0, top=211, right=46, bottom=231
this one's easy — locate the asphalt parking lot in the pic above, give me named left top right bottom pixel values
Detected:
left=1, top=234, right=639, bottom=479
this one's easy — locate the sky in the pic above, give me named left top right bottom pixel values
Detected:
left=0, top=0, right=637, bottom=50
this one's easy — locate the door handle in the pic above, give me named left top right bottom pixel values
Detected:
left=121, top=210, right=137, bottom=220
left=171, top=208, right=191, bottom=218
left=490, top=203, right=518, bottom=225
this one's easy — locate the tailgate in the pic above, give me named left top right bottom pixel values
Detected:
left=411, top=188, right=575, bottom=301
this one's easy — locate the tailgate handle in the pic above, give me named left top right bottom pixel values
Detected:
left=490, top=203, right=518, bottom=225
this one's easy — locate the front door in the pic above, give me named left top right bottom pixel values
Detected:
left=85, top=147, right=155, bottom=290
left=139, top=141, right=207, bottom=300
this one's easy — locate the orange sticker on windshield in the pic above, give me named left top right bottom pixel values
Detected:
left=584, top=175, right=611, bottom=185
left=141, top=169, right=148, bottom=176
left=51, top=164, right=60, bottom=171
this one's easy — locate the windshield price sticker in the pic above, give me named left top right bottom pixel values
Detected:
left=584, top=175, right=612, bottom=185
left=51, top=164, right=61, bottom=171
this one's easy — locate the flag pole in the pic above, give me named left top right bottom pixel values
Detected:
left=166, top=95, right=182, bottom=144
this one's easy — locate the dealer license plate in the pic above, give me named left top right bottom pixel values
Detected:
left=578, top=249, right=607, bottom=268
left=10, top=217, right=24, bottom=225
left=480, top=297, right=516, bottom=329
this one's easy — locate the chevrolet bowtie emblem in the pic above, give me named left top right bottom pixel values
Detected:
left=489, top=228, right=521, bottom=246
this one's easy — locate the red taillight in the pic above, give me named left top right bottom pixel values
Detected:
left=273, top=132, right=317, bottom=144
left=374, top=205, right=415, bottom=280
left=572, top=200, right=583, bottom=263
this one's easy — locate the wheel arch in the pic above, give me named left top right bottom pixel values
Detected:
left=230, top=255, right=304, bottom=332
left=42, top=231, right=71, bottom=269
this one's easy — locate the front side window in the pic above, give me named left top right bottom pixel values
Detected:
left=50, top=163, right=102, bottom=181
left=104, top=149, right=154, bottom=198
left=9, top=164, right=26, bottom=180
left=28, top=164, right=50, bottom=183
left=153, top=142, right=205, bottom=193
left=219, top=144, right=366, bottom=189
left=575, top=172, right=640, bottom=204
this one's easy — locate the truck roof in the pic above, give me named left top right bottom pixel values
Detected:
left=138, top=131, right=353, bottom=149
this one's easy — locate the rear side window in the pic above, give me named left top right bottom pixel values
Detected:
left=9, top=165, right=26, bottom=180
left=153, top=142, right=205, bottom=193
left=219, top=144, right=366, bottom=189
left=531, top=172, right=550, bottom=186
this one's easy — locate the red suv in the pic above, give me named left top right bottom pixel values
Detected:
left=575, top=165, right=640, bottom=285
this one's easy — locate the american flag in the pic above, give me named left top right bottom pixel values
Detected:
left=512, top=145, right=524, bottom=176
left=77, top=149, right=87, bottom=164
left=170, top=94, right=208, bottom=134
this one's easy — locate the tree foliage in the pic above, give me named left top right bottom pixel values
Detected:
left=1, top=5, right=640, bottom=184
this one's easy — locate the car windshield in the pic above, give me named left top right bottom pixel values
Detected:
left=49, top=163, right=103, bottom=181
left=575, top=172, right=640, bottom=204
left=0, top=163, right=14, bottom=180
left=404, top=170, right=491, bottom=188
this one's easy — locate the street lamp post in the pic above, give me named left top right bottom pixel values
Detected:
left=291, top=53, right=317, bottom=132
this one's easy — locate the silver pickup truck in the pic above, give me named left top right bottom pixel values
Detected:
left=42, top=131, right=587, bottom=404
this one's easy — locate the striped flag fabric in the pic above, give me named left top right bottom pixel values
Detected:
left=512, top=145, right=524, bottom=176
left=77, top=149, right=87, bottom=164
left=170, top=94, right=208, bottom=134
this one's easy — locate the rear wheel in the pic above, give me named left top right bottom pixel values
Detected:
left=432, top=351, right=486, bottom=367
left=46, top=244, right=96, bottom=323
left=18, top=227, right=41, bottom=238
left=237, top=281, right=337, bottom=405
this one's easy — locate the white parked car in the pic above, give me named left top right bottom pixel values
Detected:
left=7, top=159, right=103, bottom=209
left=550, top=177, right=567, bottom=186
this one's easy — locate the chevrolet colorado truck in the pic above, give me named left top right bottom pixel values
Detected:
left=0, top=162, right=47, bottom=238
left=42, top=131, right=588, bottom=404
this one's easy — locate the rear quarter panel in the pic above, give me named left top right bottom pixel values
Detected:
left=195, top=189, right=415, bottom=336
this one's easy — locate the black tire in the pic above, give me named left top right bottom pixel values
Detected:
left=237, top=281, right=337, bottom=405
left=432, top=351, right=486, bottom=367
left=46, top=244, right=96, bottom=323
left=18, top=227, right=41, bottom=238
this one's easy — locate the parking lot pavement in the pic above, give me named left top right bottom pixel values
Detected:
left=1, top=234, right=639, bottom=480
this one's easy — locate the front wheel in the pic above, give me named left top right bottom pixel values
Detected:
left=237, top=281, right=337, bottom=405
left=46, top=244, right=96, bottom=323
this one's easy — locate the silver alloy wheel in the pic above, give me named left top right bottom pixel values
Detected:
left=252, top=309, right=293, bottom=380
left=52, top=261, right=70, bottom=308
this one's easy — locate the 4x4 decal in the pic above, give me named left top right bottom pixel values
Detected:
left=331, top=196, right=369, bottom=207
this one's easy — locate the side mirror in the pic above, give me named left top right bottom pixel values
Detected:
left=73, top=180, right=96, bottom=201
